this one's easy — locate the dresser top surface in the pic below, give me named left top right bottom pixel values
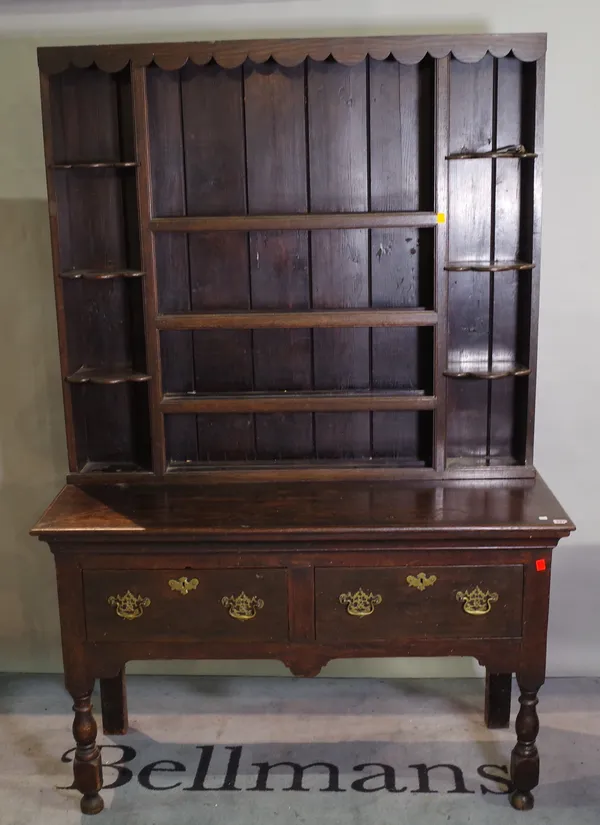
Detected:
left=31, top=477, right=574, bottom=542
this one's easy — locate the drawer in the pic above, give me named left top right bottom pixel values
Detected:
left=315, top=565, right=523, bottom=643
left=83, top=569, right=288, bottom=643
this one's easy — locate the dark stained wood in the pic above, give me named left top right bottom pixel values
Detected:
left=447, top=55, right=494, bottom=463
left=100, top=670, right=128, bottom=735
left=160, top=391, right=437, bottom=413
left=434, top=56, right=450, bottom=472
left=490, top=57, right=526, bottom=462
left=288, top=565, right=315, bottom=642
left=444, top=362, right=531, bottom=379
left=156, top=309, right=437, bottom=329
left=315, top=565, right=524, bottom=642
left=37, top=34, right=548, bottom=75
left=39, top=72, right=79, bottom=470
left=485, top=671, right=512, bottom=729
left=308, top=59, right=370, bottom=459
left=66, top=366, right=151, bottom=384
left=446, top=146, right=536, bottom=159
left=60, top=268, right=144, bottom=280
left=521, top=58, right=545, bottom=465
left=85, top=568, right=289, bottom=642
left=51, top=161, right=138, bottom=169
left=150, top=212, right=440, bottom=231
left=33, top=35, right=571, bottom=816
left=31, top=476, right=574, bottom=541
left=445, top=261, right=533, bottom=272
left=244, top=61, right=312, bottom=457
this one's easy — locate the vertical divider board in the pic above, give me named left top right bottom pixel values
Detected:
left=434, top=57, right=450, bottom=472
left=447, top=55, right=494, bottom=463
left=146, top=65, right=195, bottom=463
left=131, top=66, right=166, bottom=474
left=39, top=71, right=79, bottom=471
left=521, top=58, right=545, bottom=466
left=491, top=56, right=524, bottom=461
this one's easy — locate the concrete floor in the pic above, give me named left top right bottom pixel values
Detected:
left=0, top=674, right=599, bottom=824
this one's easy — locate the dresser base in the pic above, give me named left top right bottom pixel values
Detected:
left=31, top=479, right=574, bottom=813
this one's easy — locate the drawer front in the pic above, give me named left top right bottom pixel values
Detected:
left=84, top=569, right=288, bottom=642
left=316, top=565, right=523, bottom=643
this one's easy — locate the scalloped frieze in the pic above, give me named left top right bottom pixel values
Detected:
left=38, top=34, right=547, bottom=74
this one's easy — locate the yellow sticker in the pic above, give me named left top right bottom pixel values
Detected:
left=437, top=213, right=446, bottom=224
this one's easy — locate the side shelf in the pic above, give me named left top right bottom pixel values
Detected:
left=41, top=65, right=152, bottom=474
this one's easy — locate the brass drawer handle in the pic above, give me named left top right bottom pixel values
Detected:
left=456, top=586, right=499, bottom=616
left=169, top=577, right=199, bottom=595
left=108, top=591, right=151, bottom=620
left=339, top=588, right=382, bottom=618
left=221, top=592, right=264, bottom=621
left=407, top=572, right=437, bottom=591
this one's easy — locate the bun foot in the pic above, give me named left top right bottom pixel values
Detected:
left=81, top=793, right=104, bottom=815
left=510, top=790, right=534, bottom=811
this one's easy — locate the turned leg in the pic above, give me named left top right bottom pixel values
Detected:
left=100, top=669, right=128, bottom=735
left=485, top=671, right=512, bottom=729
left=71, top=690, right=104, bottom=815
left=510, top=677, right=541, bottom=811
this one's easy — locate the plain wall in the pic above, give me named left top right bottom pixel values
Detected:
left=0, top=0, right=598, bottom=678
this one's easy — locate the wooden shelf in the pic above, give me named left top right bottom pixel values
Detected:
left=446, top=145, right=536, bottom=160
left=168, top=457, right=429, bottom=474
left=446, top=456, right=522, bottom=469
left=79, top=461, right=152, bottom=474
left=150, top=212, right=440, bottom=233
left=444, top=362, right=531, bottom=380
left=50, top=161, right=138, bottom=169
left=161, top=391, right=435, bottom=414
left=156, top=309, right=437, bottom=330
left=66, top=366, right=152, bottom=385
left=60, top=268, right=144, bottom=280
left=445, top=261, right=534, bottom=272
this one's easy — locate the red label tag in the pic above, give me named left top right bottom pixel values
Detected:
left=535, top=559, right=547, bottom=572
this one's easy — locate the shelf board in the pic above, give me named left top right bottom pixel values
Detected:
left=446, top=144, right=536, bottom=160
left=444, top=362, right=531, bottom=380
left=150, top=211, right=440, bottom=233
left=156, top=309, right=437, bottom=330
left=161, top=390, right=436, bottom=414
left=50, top=161, right=138, bottom=169
left=446, top=456, right=522, bottom=469
left=168, top=457, right=429, bottom=473
left=60, top=268, right=145, bottom=280
left=445, top=261, right=534, bottom=272
left=79, top=461, right=152, bottom=474
left=66, top=366, right=152, bottom=385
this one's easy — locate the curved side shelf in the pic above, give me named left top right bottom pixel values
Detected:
left=446, top=145, right=536, bottom=160
left=50, top=161, right=138, bottom=169
left=444, top=363, right=531, bottom=380
left=445, top=261, right=534, bottom=272
left=66, top=366, right=152, bottom=385
left=60, top=269, right=145, bottom=280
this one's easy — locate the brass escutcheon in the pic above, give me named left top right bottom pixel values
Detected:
left=339, top=588, right=383, bottom=618
left=221, top=592, right=264, bottom=621
left=168, top=576, right=199, bottom=596
left=407, top=572, right=437, bottom=591
left=108, top=591, right=151, bottom=620
left=456, top=586, right=499, bottom=616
